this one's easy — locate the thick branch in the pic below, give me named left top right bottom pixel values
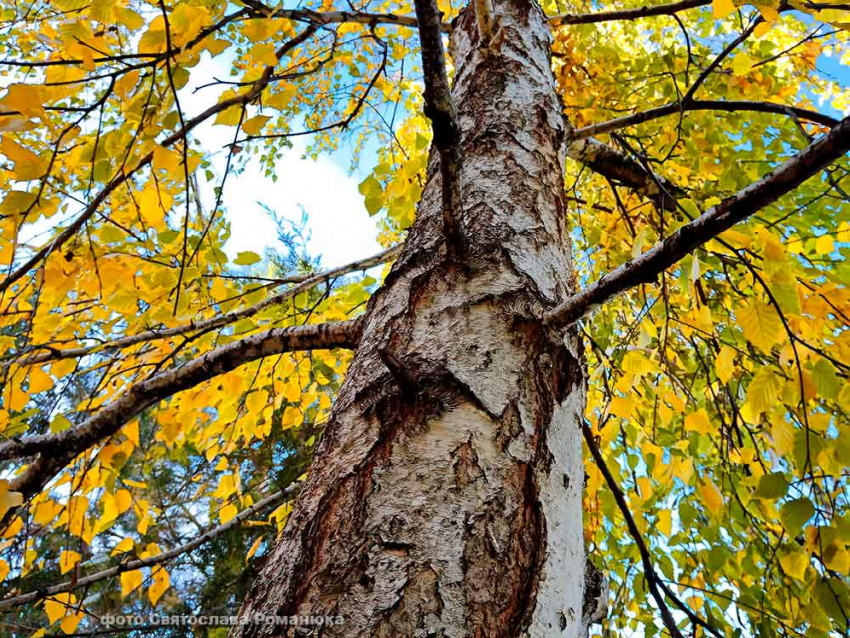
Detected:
left=568, top=137, right=682, bottom=209
left=552, top=0, right=709, bottom=25
left=575, top=100, right=839, bottom=139
left=547, top=114, right=850, bottom=328
left=412, top=0, right=464, bottom=255
left=239, top=0, right=451, bottom=32
left=0, top=320, right=360, bottom=465
left=11, top=245, right=399, bottom=367
left=0, top=320, right=357, bottom=527
left=0, top=487, right=296, bottom=610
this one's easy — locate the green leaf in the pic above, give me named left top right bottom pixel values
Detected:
left=780, top=497, right=814, bottom=537
left=358, top=175, right=381, bottom=197
left=365, top=194, right=383, bottom=216
left=812, top=359, right=840, bottom=400
left=49, top=414, right=72, bottom=434
left=744, top=367, right=783, bottom=417
left=753, top=472, right=788, bottom=500
left=234, top=251, right=261, bottom=266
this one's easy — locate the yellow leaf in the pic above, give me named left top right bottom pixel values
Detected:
left=657, top=510, right=672, bottom=536
left=66, top=496, right=88, bottom=538
left=6, top=382, right=28, bottom=412
left=698, top=477, right=723, bottom=516
left=124, top=420, right=140, bottom=447
left=2, top=516, right=22, bottom=538
left=246, top=535, right=264, bottom=563
left=1, top=136, right=47, bottom=181
left=60, top=611, right=84, bottom=634
left=778, top=547, right=809, bottom=581
left=684, top=409, right=712, bottom=435
left=753, top=21, right=771, bottom=37
left=731, top=53, right=753, bottom=76
left=246, top=389, right=269, bottom=414
left=270, top=501, right=292, bottom=532
left=713, top=0, right=736, bottom=18
left=137, top=184, right=171, bottom=227
left=0, top=480, right=23, bottom=522
left=59, top=550, right=81, bottom=575
left=738, top=300, right=784, bottom=354
left=219, top=503, right=238, bottom=524
left=815, top=234, right=834, bottom=255
left=242, top=115, right=271, bottom=136
left=609, top=396, right=633, bottom=420
left=248, top=43, right=279, bottom=66
left=0, top=84, right=45, bottom=118
left=33, top=499, right=62, bottom=526
left=27, top=366, right=54, bottom=393
left=756, top=4, right=780, bottom=21
left=110, top=538, right=134, bottom=556
left=716, top=346, right=736, bottom=384
left=824, top=547, right=849, bottom=573
left=838, top=222, right=850, bottom=243
left=120, top=569, right=143, bottom=598
left=44, top=593, right=75, bottom=625
left=115, top=489, right=132, bottom=514
left=51, top=358, right=76, bottom=379
left=152, top=146, right=182, bottom=177
left=148, top=565, right=170, bottom=606
left=744, top=367, right=783, bottom=417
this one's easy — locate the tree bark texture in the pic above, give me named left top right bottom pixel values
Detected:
left=234, top=1, right=588, bottom=635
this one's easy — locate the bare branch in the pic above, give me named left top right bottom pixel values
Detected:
left=0, top=486, right=297, bottom=610
left=412, top=0, right=465, bottom=256
left=546, top=115, right=850, bottom=328
left=573, top=100, right=840, bottom=139
left=11, top=245, right=399, bottom=367
left=682, top=17, right=760, bottom=103
left=0, top=320, right=361, bottom=466
left=552, top=0, right=710, bottom=25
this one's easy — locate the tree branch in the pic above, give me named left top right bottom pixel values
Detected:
left=412, top=0, right=465, bottom=256
left=10, top=245, right=399, bottom=367
left=682, top=18, right=761, bottom=103
left=0, top=486, right=297, bottom=610
left=574, top=100, right=840, bottom=139
left=0, top=320, right=360, bottom=466
left=552, top=0, right=710, bottom=25
left=568, top=137, right=682, bottom=209
left=239, top=0, right=450, bottom=32
left=546, top=114, right=850, bottom=328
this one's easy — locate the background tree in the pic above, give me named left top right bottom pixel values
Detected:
left=0, top=0, right=847, bottom=636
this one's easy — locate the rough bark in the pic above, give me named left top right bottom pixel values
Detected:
left=233, top=1, right=588, bottom=636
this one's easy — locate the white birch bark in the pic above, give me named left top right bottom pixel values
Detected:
left=233, top=2, right=588, bottom=635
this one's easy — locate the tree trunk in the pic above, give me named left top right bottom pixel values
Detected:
left=233, top=1, right=589, bottom=635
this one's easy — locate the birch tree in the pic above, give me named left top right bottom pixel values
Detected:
left=0, top=0, right=847, bottom=636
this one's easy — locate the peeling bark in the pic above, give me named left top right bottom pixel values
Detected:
left=233, top=2, right=588, bottom=636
